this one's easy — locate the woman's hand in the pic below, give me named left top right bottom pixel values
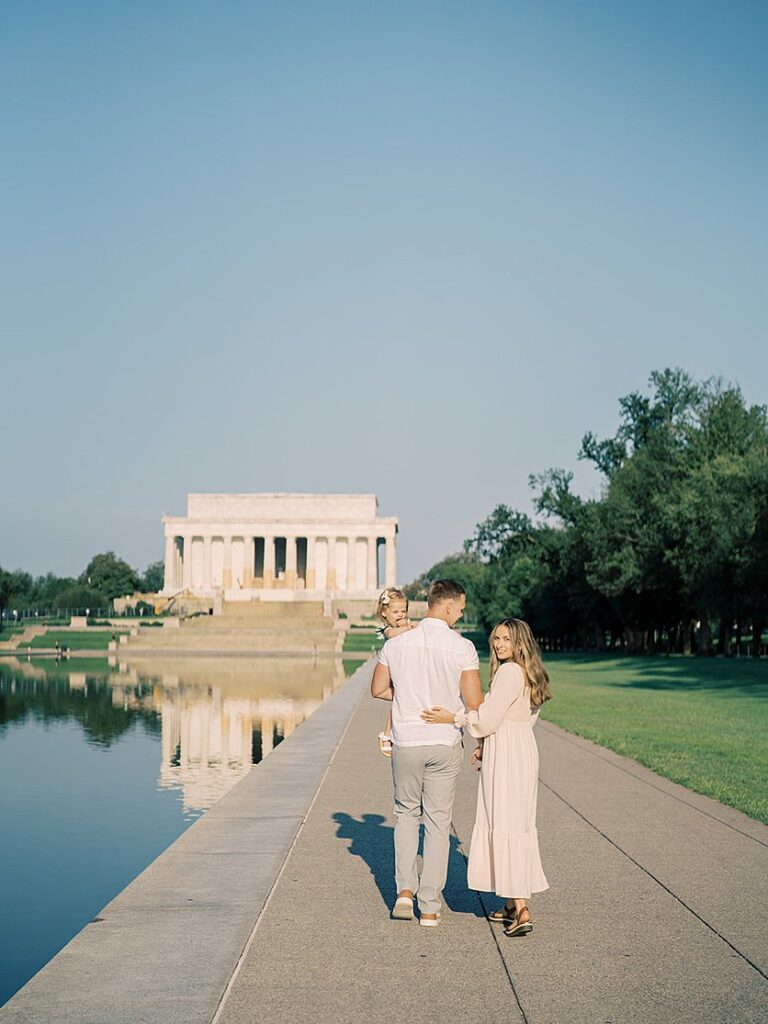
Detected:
left=471, top=744, right=483, bottom=770
left=420, top=706, right=456, bottom=725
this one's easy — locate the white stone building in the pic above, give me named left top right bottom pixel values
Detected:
left=161, top=493, right=398, bottom=600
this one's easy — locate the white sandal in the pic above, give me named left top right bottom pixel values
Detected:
left=392, top=896, right=414, bottom=920
left=419, top=912, right=441, bottom=928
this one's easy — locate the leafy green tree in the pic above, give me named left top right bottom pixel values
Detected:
left=573, top=371, right=702, bottom=649
left=580, top=368, right=704, bottom=475
left=0, top=569, right=12, bottom=628
left=577, top=370, right=768, bottom=653
left=37, top=573, right=75, bottom=602
left=6, top=570, right=34, bottom=607
left=0, top=668, right=160, bottom=746
left=53, top=584, right=108, bottom=611
left=738, top=453, right=768, bottom=656
left=405, top=551, right=488, bottom=612
left=464, top=505, right=536, bottom=560
left=666, top=385, right=768, bottom=654
left=464, top=506, right=536, bottom=627
left=80, top=552, right=139, bottom=601
left=0, top=570, right=81, bottom=613
left=423, top=369, right=768, bottom=655
left=140, top=561, right=165, bottom=593
left=472, top=542, right=532, bottom=628
left=458, top=486, right=612, bottom=645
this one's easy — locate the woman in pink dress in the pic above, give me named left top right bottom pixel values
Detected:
left=421, top=618, right=551, bottom=936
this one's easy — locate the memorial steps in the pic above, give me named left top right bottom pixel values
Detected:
left=220, top=600, right=326, bottom=622
left=0, top=625, right=46, bottom=651
left=120, top=601, right=343, bottom=655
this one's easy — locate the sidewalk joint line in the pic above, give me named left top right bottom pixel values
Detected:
left=210, top=672, right=370, bottom=1024
left=452, top=827, right=530, bottom=1024
left=539, top=722, right=768, bottom=849
left=540, top=780, right=768, bottom=983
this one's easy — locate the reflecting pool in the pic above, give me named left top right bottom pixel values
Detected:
left=0, top=654, right=351, bottom=1007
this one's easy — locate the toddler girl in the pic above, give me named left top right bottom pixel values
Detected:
left=375, top=587, right=414, bottom=756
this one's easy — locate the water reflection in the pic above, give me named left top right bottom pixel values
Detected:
left=0, top=654, right=350, bottom=1007
left=0, top=658, right=161, bottom=747
left=119, top=657, right=346, bottom=812
left=0, top=655, right=348, bottom=813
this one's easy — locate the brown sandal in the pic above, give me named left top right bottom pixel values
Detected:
left=488, top=904, right=516, bottom=924
left=504, top=905, right=533, bottom=937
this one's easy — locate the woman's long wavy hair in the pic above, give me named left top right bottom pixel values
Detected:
left=489, top=618, right=552, bottom=706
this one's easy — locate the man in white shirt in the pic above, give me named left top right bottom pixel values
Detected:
left=371, top=579, right=482, bottom=926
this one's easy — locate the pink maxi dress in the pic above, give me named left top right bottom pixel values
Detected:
left=458, top=661, right=549, bottom=899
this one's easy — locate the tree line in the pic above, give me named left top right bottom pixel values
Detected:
left=0, top=552, right=163, bottom=619
left=0, top=667, right=162, bottom=745
left=407, top=369, right=768, bottom=656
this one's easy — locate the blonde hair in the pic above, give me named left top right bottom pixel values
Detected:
left=489, top=618, right=552, bottom=706
left=376, top=587, right=408, bottom=622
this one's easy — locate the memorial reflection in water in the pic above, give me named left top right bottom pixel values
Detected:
left=128, top=656, right=346, bottom=811
left=0, top=654, right=350, bottom=1007
left=1, top=655, right=347, bottom=811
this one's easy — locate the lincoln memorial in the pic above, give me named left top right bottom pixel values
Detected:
left=161, top=493, right=398, bottom=600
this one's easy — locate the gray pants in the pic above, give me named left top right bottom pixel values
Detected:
left=391, top=741, right=463, bottom=915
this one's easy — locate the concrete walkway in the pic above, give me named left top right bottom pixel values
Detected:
left=3, top=660, right=767, bottom=1023
left=215, top=676, right=768, bottom=1024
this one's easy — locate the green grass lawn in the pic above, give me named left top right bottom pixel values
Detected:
left=28, top=631, right=115, bottom=650
left=344, top=626, right=485, bottom=655
left=0, top=626, right=25, bottom=641
left=343, top=630, right=380, bottom=653
left=345, top=640, right=766, bottom=822
left=499, top=654, right=768, bottom=824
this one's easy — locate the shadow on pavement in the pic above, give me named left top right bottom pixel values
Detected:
left=332, top=811, right=485, bottom=917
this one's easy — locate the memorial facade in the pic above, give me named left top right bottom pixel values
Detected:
left=161, top=493, right=398, bottom=600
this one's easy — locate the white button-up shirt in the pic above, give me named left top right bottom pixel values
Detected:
left=378, top=617, right=480, bottom=747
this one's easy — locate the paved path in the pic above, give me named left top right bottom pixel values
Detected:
left=216, top=669, right=768, bottom=1024
left=3, top=660, right=767, bottom=1023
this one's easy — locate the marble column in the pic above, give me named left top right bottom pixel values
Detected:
left=164, top=535, right=174, bottom=592
left=367, top=535, right=378, bottom=591
left=202, top=536, right=212, bottom=590
left=244, top=536, right=255, bottom=588
left=174, top=539, right=182, bottom=590
left=347, top=535, right=357, bottom=593
left=306, top=536, right=317, bottom=590
left=182, top=536, right=193, bottom=590
left=326, top=536, right=337, bottom=591
left=286, top=536, right=297, bottom=588
left=263, top=535, right=275, bottom=588
left=223, top=536, right=233, bottom=590
left=385, top=534, right=397, bottom=587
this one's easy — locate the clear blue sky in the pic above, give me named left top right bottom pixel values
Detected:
left=2, top=0, right=766, bottom=583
